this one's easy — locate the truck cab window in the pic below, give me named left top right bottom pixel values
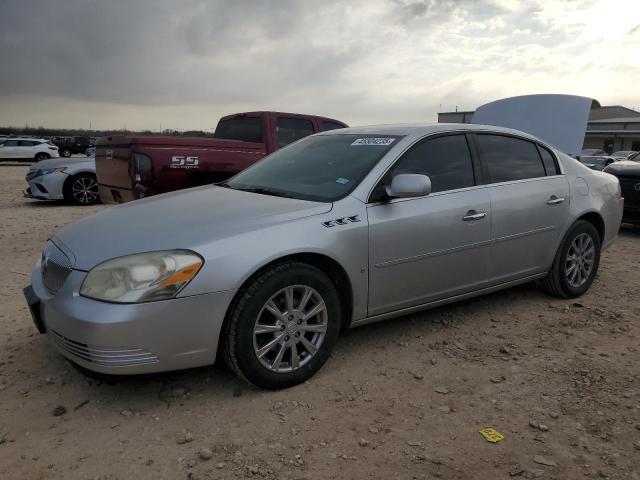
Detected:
left=276, top=117, right=314, bottom=148
left=214, top=117, right=264, bottom=143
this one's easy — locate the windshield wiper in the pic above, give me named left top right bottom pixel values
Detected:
left=235, top=186, right=295, bottom=198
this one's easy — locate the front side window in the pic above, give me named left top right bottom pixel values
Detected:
left=213, top=116, right=263, bottom=143
left=386, top=134, right=475, bottom=194
left=2, top=140, right=19, bottom=146
left=276, top=117, right=314, bottom=148
left=476, top=134, right=546, bottom=183
left=226, top=134, right=401, bottom=202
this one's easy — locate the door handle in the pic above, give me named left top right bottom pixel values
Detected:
left=463, top=210, right=487, bottom=221
left=547, top=195, right=565, bottom=205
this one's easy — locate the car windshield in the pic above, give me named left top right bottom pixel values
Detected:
left=225, top=134, right=402, bottom=202
left=579, top=156, right=606, bottom=166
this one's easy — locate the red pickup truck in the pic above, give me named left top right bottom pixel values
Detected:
left=96, top=111, right=347, bottom=203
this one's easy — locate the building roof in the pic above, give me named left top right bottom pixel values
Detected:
left=588, top=117, right=640, bottom=124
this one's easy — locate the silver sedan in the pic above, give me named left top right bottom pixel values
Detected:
left=24, top=157, right=100, bottom=205
left=24, top=124, right=623, bottom=389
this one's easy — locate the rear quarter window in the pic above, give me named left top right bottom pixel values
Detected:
left=537, top=145, right=560, bottom=175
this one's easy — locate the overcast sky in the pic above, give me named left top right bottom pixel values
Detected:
left=1, top=0, right=638, bottom=131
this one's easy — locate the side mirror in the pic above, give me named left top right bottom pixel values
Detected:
left=385, top=174, right=431, bottom=199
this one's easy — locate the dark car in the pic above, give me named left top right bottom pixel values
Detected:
left=577, top=155, right=616, bottom=171
left=53, top=136, right=95, bottom=158
left=604, top=160, right=640, bottom=224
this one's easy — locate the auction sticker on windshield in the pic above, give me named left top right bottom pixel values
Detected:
left=351, top=138, right=396, bottom=146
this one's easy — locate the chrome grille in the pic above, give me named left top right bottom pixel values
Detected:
left=52, top=331, right=159, bottom=367
left=41, top=241, right=73, bottom=293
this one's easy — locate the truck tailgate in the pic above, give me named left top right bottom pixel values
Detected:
left=95, top=137, right=135, bottom=203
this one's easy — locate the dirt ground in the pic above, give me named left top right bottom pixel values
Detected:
left=0, top=163, right=639, bottom=480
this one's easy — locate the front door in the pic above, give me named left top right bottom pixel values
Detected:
left=474, top=134, right=570, bottom=284
left=0, top=140, right=19, bottom=159
left=367, top=134, right=492, bottom=317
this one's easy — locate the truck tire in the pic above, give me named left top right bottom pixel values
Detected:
left=223, top=262, right=341, bottom=389
left=60, top=148, right=72, bottom=158
left=540, top=220, right=601, bottom=298
left=63, top=173, right=100, bottom=205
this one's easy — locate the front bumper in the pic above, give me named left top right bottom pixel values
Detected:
left=25, top=264, right=236, bottom=375
left=23, top=172, right=67, bottom=200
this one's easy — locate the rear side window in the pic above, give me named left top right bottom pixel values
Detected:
left=276, top=117, right=314, bottom=148
left=476, top=135, right=546, bottom=183
left=321, top=121, right=345, bottom=132
left=538, top=145, right=559, bottom=175
left=213, top=117, right=263, bottom=143
left=389, top=134, right=475, bottom=193
left=19, top=140, right=38, bottom=146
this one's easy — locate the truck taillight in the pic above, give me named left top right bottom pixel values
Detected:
left=131, top=153, right=153, bottom=184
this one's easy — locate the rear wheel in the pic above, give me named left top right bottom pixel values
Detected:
left=223, top=262, right=341, bottom=389
left=64, top=173, right=100, bottom=205
left=541, top=220, right=601, bottom=298
left=34, top=152, right=50, bottom=162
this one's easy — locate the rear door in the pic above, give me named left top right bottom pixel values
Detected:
left=18, top=140, right=38, bottom=159
left=367, top=133, right=491, bottom=316
left=473, top=134, right=569, bottom=283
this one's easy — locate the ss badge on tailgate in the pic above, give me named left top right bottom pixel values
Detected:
left=170, top=156, right=199, bottom=169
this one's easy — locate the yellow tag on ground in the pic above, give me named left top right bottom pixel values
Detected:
left=479, top=428, right=504, bottom=443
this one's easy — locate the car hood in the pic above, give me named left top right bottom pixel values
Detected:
left=30, top=158, right=95, bottom=171
left=53, top=185, right=332, bottom=270
left=604, top=160, right=640, bottom=176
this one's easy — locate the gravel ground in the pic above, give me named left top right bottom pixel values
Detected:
left=0, top=164, right=639, bottom=480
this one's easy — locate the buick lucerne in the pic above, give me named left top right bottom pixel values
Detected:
left=24, top=124, right=624, bottom=389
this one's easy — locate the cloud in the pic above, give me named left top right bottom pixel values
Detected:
left=0, top=0, right=638, bottom=129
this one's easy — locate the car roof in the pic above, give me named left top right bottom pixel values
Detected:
left=315, top=123, right=545, bottom=143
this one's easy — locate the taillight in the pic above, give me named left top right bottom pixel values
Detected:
left=48, top=146, right=58, bottom=151
left=131, top=153, right=153, bottom=184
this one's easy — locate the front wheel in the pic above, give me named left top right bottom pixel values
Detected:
left=541, top=220, right=601, bottom=298
left=223, top=262, right=341, bottom=389
left=64, top=173, right=100, bottom=205
left=60, top=148, right=72, bottom=158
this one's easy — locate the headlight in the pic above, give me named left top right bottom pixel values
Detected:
left=37, top=167, right=67, bottom=177
left=80, top=250, right=203, bottom=303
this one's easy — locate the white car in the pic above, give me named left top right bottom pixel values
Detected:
left=24, top=157, right=99, bottom=205
left=0, top=138, right=59, bottom=162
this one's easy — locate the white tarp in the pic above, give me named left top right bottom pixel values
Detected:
left=471, top=94, right=600, bottom=155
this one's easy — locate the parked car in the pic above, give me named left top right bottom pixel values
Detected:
left=85, top=146, right=96, bottom=157
left=0, top=138, right=59, bottom=161
left=610, top=150, right=637, bottom=160
left=24, top=157, right=99, bottom=205
left=581, top=148, right=607, bottom=156
left=53, top=136, right=94, bottom=157
left=631, top=151, right=640, bottom=161
left=95, top=111, right=347, bottom=204
left=604, top=160, right=640, bottom=224
left=577, top=155, right=617, bottom=171
left=24, top=124, right=623, bottom=389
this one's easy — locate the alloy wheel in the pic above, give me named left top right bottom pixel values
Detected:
left=253, top=285, right=328, bottom=373
left=565, top=233, right=595, bottom=288
left=72, top=176, right=99, bottom=204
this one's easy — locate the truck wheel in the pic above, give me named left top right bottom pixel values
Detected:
left=540, top=220, right=601, bottom=298
left=223, top=262, right=341, bottom=389
left=34, top=152, right=50, bottom=162
left=64, top=173, right=100, bottom=205
left=61, top=148, right=72, bottom=158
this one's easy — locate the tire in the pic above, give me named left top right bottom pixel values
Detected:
left=541, top=220, right=601, bottom=298
left=61, top=148, right=72, bottom=158
left=63, top=173, right=100, bottom=205
left=223, top=262, right=341, bottom=389
left=34, top=152, right=50, bottom=162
